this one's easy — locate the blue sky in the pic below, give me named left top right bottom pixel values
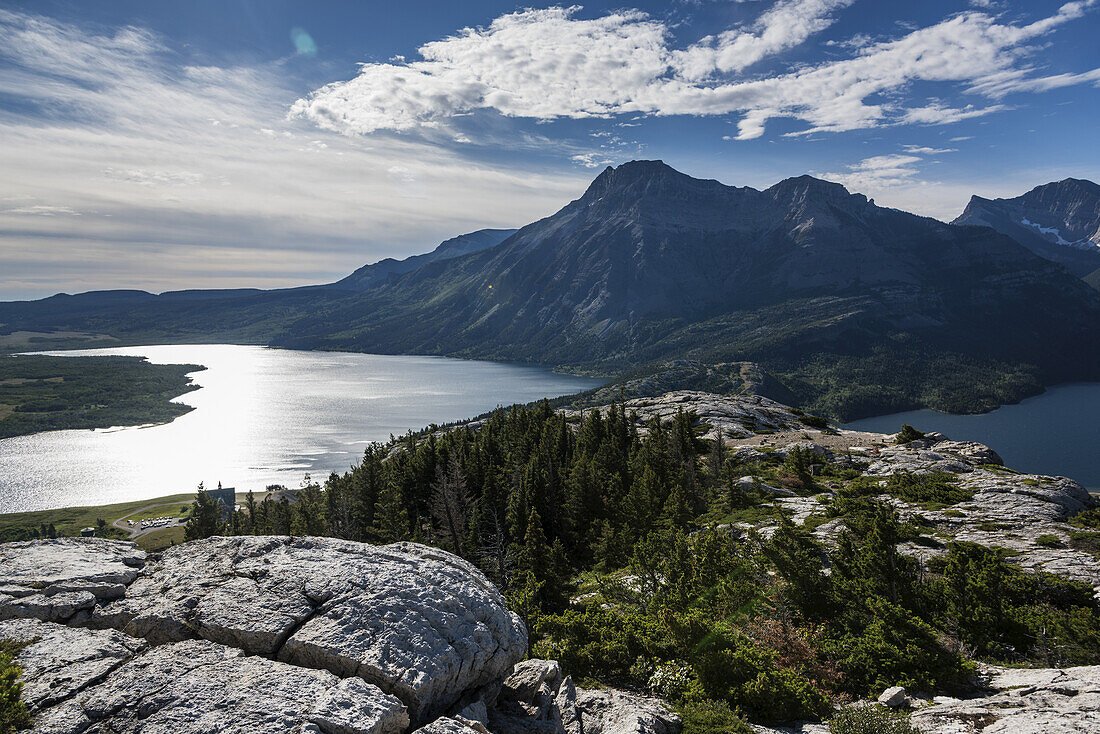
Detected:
left=0, top=0, right=1097, bottom=299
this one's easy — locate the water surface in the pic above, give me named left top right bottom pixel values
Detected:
left=0, top=345, right=601, bottom=512
left=845, top=382, right=1100, bottom=489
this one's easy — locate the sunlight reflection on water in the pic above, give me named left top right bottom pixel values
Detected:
left=0, top=345, right=600, bottom=512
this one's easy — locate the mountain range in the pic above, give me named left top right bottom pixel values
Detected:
left=953, top=178, right=1100, bottom=279
left=2, top=161, right=1099, bottom=420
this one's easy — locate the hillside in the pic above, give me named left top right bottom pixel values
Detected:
left=333, top=228, right=517, bottom=291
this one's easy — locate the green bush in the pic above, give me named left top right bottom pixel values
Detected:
left=1, top=639, right=33, bottom=734
left=1069, top=531, right=1100, bottom=559
left=1036, top=534, right=1062, bottom=548
left=895, top=425, right=926, bottom=445
left=1070, top=507, right=1100, bottom=530
left=829, top=705, right=921, bottom=734
left=675, top=700, right=754, bottom=734
left=846, top=471, right=972, bottom=507
left=533, top=604, right=669, bottom=687
left=668, top=614, right=831, bottom=722
left=798, top=414, right=830, bottom=430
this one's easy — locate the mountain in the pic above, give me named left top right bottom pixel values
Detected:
left=1087, top=267, right=1100, bottom=291
left=268, top=161, right=1100, bottom=415
left=0, top=229, right=516, bottom=337
left=953, top=178, right=1100, bottom=277
left=3, top=161, right=1100, bottom=419
left=332, top=228, right=517, bottom=291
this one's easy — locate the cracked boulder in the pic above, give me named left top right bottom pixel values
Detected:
left=93, top=536, right=527, bottom=724
left=22, top=633, right=408, bottom=734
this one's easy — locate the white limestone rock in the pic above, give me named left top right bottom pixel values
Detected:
left=0, top=537, right=145, bottom=587
left=501, top=660, right=564, bottom=705
left=0, top=617, right=146, bottom=711
left=0, top=538, right=146, bottom=622
left=878, top=685, right=908, bottom=707
left=911, top=664, right=1100, bottom=734
left=95, top=535, right=527, bottom=723
left=575, top=688, right=681, bottom=734
left=0, top=590, right=96, bottom=623
left=28, top=637, right=408, bottom=734
left=566, top=391, right=824, bottom=442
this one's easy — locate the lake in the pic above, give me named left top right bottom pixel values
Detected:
left=845, top=382, right=1100, bottom=490
left=0, top=345, right=602, bottom=513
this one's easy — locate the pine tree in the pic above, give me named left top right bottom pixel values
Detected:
left=373, top=481, right=409, bottom=544
left=185, top=488, right=225, bottom=541
left=430, top=457, right=471, bottom=556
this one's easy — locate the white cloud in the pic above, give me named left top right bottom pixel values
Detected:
left=571, top=153, right=614, bottom=168
left=0, top=9, right=589, bottom=299
left=818, top=143, right=963, bottom=211
left=292, top=1, right=1100, bottom=141
left=901, top=145, right=957, bottom=154
left=4, top=204, right=82, bottom=216
left=821, top=153, right=925, bottom=191
left=671, top=0, right=855, bottom=80
left=899, top=103, right=1008, bottom=125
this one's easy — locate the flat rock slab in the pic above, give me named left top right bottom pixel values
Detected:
left=95, top=536, right=527, bottom=723
left=911, top=664, right=1100, bottom=734
left=24, top=634, right=408, bottom=734
left=0, top=537, right=145, bottom=592
left=0, top=538, right=148, bottom=624
left=0, top=618, right=146, bottom=711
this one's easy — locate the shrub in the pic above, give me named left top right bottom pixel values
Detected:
left=845, top=471, right=972, bottom=507
left=895, top=425, right=926, bottom=445
left=1070, top=507, right=1100, bottom=530
left=829, top=705, right=921, bottom=734
left=533, top=604, right=669, bottom=687
left=649, top=660, right=695, bottom=700
left=1, top=639, right=33, bottom=734
left=798, top=414, right=830, bottom=430
left=1036, top=534, right=1062, bottom=548
left=1069, top=531, right=1100, bottom=559
left=675, top=700, right=753, bottom=734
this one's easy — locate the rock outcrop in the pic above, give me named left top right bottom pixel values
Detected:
left=566, top=390, right=824, bottom=442
left=0, top=536, right=679, bottom=734
left=911, top=664, right=1100, bottom=733
left=0, top=618, right=409, bottom=734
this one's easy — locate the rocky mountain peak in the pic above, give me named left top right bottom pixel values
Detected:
left=576, top=160, right=728, bottom=210
left=952, top=176, right=1100, bottom=276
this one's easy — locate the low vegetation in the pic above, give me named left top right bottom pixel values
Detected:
left=0, top=354, right=201, bottom=439
left=843, top=471, right=973, bottom=508
left=829, top=706, right=921, bottom=734
left=0, top=638, right=33, bottom=734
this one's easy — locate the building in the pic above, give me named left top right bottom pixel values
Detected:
left=207, top=486, right=236, bottom=518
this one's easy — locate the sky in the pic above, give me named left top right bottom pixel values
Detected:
left=0, top=0, right=1097, bottom=300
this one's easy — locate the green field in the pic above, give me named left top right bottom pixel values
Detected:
left=0, top=492, right=197, bottom=542
left=136, top=525, right=187, bottom=551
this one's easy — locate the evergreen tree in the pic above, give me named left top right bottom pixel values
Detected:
left=185, top=488, right=225, bottom=541
left=373, top=481, right=409, bottom=543
left=430, top=456, right=471, bottom=556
